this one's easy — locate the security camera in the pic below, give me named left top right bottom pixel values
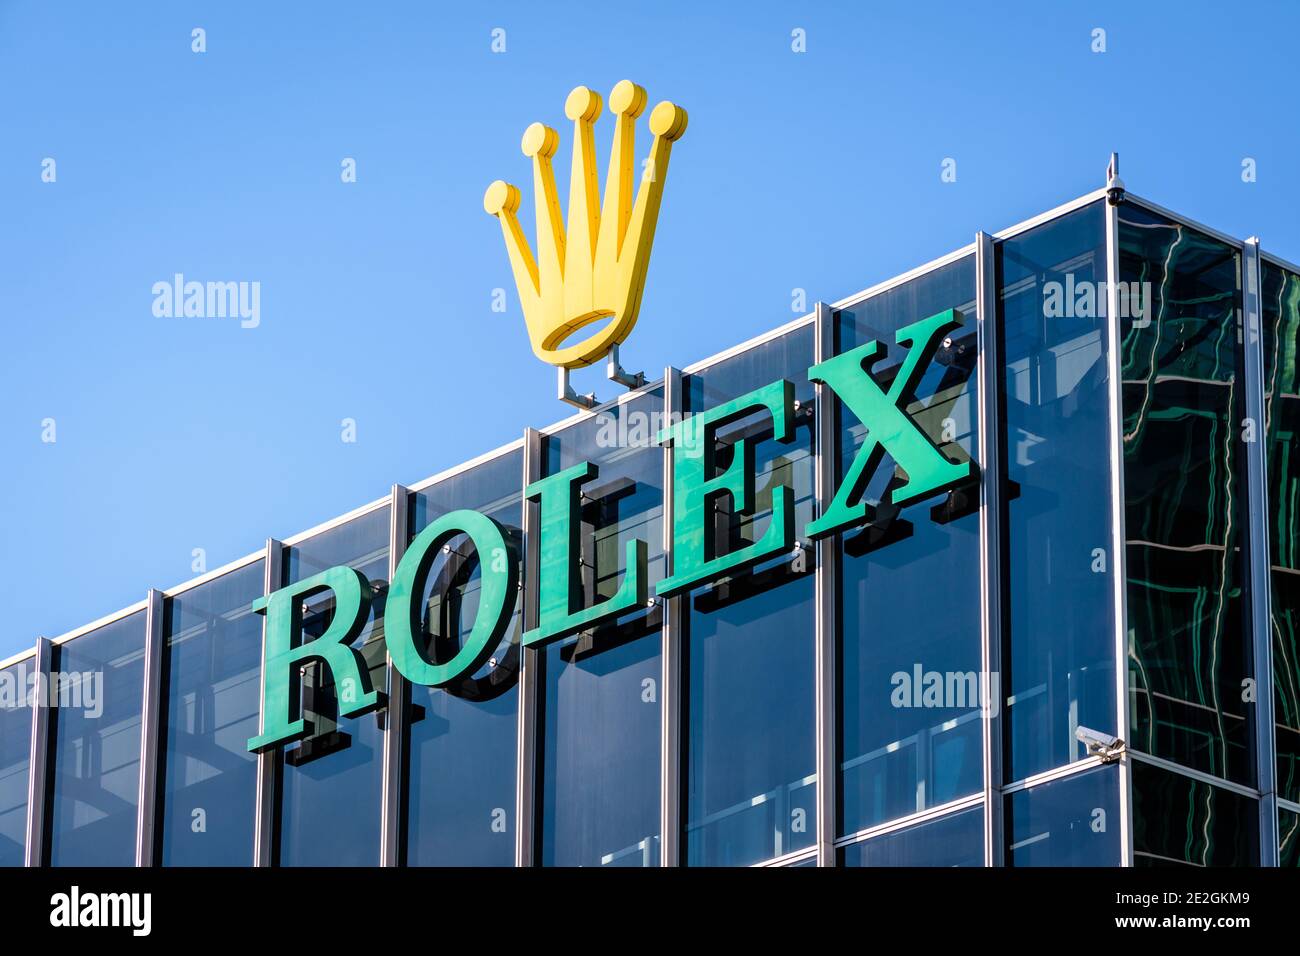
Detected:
left=1076, top=725, right=1126, bottom=763
left=1105, top=152, right=1125, bottom=206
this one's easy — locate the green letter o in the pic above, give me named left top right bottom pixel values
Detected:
left=386, top=508, right=519, bottom=686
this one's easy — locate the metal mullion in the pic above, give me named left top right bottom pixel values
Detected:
left=24, top=637, right=52, bottom=867
left=1243, top=237, right=1278, bottom=865
left=812, top=303, right=838, bottom=867
left=1128, top=750, right=1263, bottom=801
left=380, top=484, right=411, bottom=867
left=1002, top=755, right=1108, bottom=796
left=1104, top=197, right=1134, bottom=867
left=661, top=366, right=684, bottom=867
left=515, top=427, right=543, bottom=866
left=974, top=232, right=1005, bottom=867
left=134, top=588, right=165, bottom=866
left=835, top=792, right=986, bottom=849
left=253, top=537, right=284, bottom=867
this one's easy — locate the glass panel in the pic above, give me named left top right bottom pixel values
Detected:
left=45, top=612, right=146, bottom=866
left=1006, top=764, right=1120, bottom=865
left=834, top=256, right=983, bottom=835
left=1282, top=807, right=1299, bottom=867
left=406, top=451, right=522, bottom=866
left=278, top=507, right=389, bottom=866
left=157, top=560, right=264, bottom=866
left=839, top=805, right=983, bottom=866
left=1263, top=262, right=1300, bottom=804
left=683, top=325, right=817, bottom=866
left=1120, top=206, right=1253, bottom=785
left=997, top=201, right=1116, bottom=781
left=540, top=388, right=663, bottom=866
left=1132, top=760, right=1258, bottom=866
left=0, top=659, right=33, bottom=866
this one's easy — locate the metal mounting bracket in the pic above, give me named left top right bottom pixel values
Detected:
left=606, top=343, right=646, bottom=390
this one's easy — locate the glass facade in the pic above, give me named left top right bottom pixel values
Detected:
left=12, top=193, right=1292, bottom=868
left=539, top=389, right=664, bottom=866
left=1006, top=765, right=1120, bottom=865
left=681, top=327, right=817, bottom=865
left=834, top=256, right=984, bottom=834
left=0, top=659, right=32, bottom=866
left=1132, top=760, right=1258, bottom=866
left=405, top=451, right=522, bottom=866
left=997, top=202, right=1117, bottom=782
left=45, top=612, right=146, bottom=866
left=1120, top=206, right=1253, bottom=785
left=839, top=805, right=983, bottom=866
left=277, top=507, right=390, bottom=866
left=1263, top=261, right=1300, bottom=805
left=157, top=560, right=265, bottom=866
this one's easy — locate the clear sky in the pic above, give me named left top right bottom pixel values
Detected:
left=2, top=0, right=1297, bottom=658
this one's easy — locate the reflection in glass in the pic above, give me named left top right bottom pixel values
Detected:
left=406, top=452, right=522, bottom=866
left=157, top=560, right=264, bottom=865
left=0, top=659, right=32, bottom=866
left=835, top=257, right=983, bottom=834
left=278, top=507, right=389, bottom=866
left=997, top=202, right=1116, bottom=781
left=540, top=389, right=662, bottom=866
left=1132, top=760, right=1258, bottom=866
left=1006, top=764, right=1119, bottom=865
left=839, top=805, right=983, bottom=866
left=1120, top=206, right=1253, bottom=785
left=683, top=326, right=817, bottom=866
left=1281, top=807, right=1299, bottom=867
left=45, top=613, right=146, bottom=866
left=1263, top=263, right=1300, bottom=804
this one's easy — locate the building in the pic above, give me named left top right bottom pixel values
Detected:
left=1, top=182, right=1297, bottom=868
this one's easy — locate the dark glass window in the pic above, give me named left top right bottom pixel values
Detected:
left=1132, top=760, right=1258, bottom=866
left=683, top=325, right=817, bottom=866
left=997, top=202, right=1117, bottom=781
left=540, top=388, right=663, bottom=866
left=0, top=658, right=32, bottom=866
left=1120, top=206, right=1253, bottom=785
left=278, top=507, right=389, bottom=866
left=406, top=451, right=522, bottom=866
left=1263, top=262, right=1300, bottom=804
left=1006, top=764, right=1120, bottom=865
left=157, top=560, right=264, bottom=866
left=839, top=805, right=983, bottom=866
left=1281, top=807, right=1299, bottom=867
left=45, top=612, right=146, bottom=866
left=834, top=256, right=983, bottom=835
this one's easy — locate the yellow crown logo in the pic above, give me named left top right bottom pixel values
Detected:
left=484, top=80, right=687, bottom=369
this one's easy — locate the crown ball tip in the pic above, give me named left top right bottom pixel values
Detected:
left=483, top=180, right=519, bottom=216
left=564, top=85, right=602, bottom=122
left=608, top=79, right=647, bottom=117
left=649, top=101, right=688, bottom=140
left=521, top=122, right=559, bottom=158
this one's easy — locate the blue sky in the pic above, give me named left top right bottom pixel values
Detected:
left=2, top=0, right=1297, bottom=657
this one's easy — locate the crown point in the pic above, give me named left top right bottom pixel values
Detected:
left=648, top=101, right=688, bottom=141
left=564, top=86, right=602, bottom=122
left=608, top=80, right=647, bottom=117
left=521, top=122, right=559, bottom=159
left=483, top=180, right=520, bottom=216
